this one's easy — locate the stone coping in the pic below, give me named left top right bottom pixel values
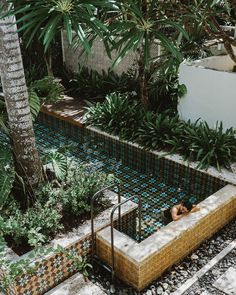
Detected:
left=97, top=184, right=236, bottom=264
left=6, top=191, right=137, bottom=265
left=40, top=106, right=236, bottom=186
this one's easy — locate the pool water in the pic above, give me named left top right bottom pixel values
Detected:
left=34, top=122, right=199, bottom=241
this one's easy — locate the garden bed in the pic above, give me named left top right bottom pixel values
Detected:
left=2, top=192, right=137, bottom=295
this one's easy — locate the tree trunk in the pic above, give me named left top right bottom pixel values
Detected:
left=0, top=2, right=43, bottom=191
left=138, top=48, right=149, bottom=108
left=44, top=48, right=54, bottom=77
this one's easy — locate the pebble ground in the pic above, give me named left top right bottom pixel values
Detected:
left=88, top=219, right=236, bottom=295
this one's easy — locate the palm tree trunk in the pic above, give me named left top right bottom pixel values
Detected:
left=0, top=2, right=43, bottom=190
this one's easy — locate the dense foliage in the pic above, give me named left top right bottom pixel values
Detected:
left=85, top=92, right=146, bottom=140
left=85, top=93, right=236, bottom=170
left=0, top=149, right=114, bottom=250
left=62, top=66, right=138, bottom=101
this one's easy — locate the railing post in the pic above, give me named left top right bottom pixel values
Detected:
left=110, top=195, right=142, bottom=282
left=90, top=183, right=120, bottom=265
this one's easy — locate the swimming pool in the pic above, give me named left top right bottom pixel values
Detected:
left=35, top=114, right=227, bottom=242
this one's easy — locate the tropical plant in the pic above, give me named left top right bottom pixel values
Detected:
left=62, top=66, right=138, bottom=101
left=85, top=95, right=236, bottom=170
left=1, top=202, right=62, bottom=247
left=59, top=167, right=114, bottom=216
left=38, top=161, right=115, bottom=217
left=148, top=57, right=187, bottom=113
left=42, top=150, right=68, bottom=181
left=181, top=0, right=236, bottom=64
left=167, top=121, right=236, bottom=170
left=85, top=92, right=145, bottom=139
left=7, top=0, right=117, bottom=75
left=136, top=112, right=184, bottom=151
left=30, top=76, right=64, bottom=103
left=108, top=0, right=189, bottom=106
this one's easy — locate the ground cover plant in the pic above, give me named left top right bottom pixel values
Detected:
left=0, top=146, right=114, bottom=254
left=0, top=143, right=114, bottom=291
left=85, top=93, right=236, bottom=171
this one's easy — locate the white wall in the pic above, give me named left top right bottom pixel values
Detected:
left=178, top=56, right=236, bottom=130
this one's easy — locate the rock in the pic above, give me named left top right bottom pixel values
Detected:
left=162, top=283, right=169, bottom=290
left=211, top=269, right=220, bottom=276
left=110, top=285, right=116, bottom=294
left=105, top=281, right=110, bottom=287
left=180, top=271, right=188, bottom=277
left=156, top=286, right=164, bottom=294
left=191, top=253, right=199, bottom=260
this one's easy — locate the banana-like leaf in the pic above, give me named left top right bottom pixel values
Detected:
left=29, top=89, right=41, bottom=121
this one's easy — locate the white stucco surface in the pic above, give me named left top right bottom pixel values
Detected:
left=178, top=56, right=236, bottom=130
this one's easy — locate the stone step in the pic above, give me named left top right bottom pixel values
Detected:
left=44, top=273, right=106, bottom=295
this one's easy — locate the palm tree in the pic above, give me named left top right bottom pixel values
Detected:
left=10, top=0, right=116, bottom=76
left=0, top=0, right=43, bottom=192
left=0, top=0, right=116, bottom=199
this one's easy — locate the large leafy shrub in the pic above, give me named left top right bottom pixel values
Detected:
left=38, top=162, right=115, bottom=217
left=0, top=146, right=114, bottom=249
left=1, top=202, right=62, bottom=247
left=85, top=95, right=236, bottom=170
left=85, top=93, right=145, bottom=140
left=136, top=112, right=185, bottom=151
left=166, top=121, right=236, bottom=170
left=62, top=66, right=138, bottom=101
left=30, top=76, right=64, bottom=103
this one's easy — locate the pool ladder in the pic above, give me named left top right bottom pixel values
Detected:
left=91, top=184, right=142, bottom=282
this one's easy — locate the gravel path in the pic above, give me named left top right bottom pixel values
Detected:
left=89, top=219, right=236, bottom=295
left=184, top=248, right=236, bottom=295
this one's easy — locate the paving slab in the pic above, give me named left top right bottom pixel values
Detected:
left=213, top=267, right=236, bottom=295
left=44, top=273, right=106, bottom=295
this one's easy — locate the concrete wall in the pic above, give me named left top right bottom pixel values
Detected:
left=61, top=31, right=161, bottom=75
left=178, top=56, right=236, bottom=130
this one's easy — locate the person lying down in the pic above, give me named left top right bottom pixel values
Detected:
left=161, top=200, right=200, bottom=225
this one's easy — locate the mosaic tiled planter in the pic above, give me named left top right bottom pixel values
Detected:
left=2, top=194, right=137, bottom=295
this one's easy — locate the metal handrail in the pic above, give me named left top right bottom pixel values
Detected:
left=110, top=195, right=142, bottom=282
left=90, top=184, right=121, bottom=265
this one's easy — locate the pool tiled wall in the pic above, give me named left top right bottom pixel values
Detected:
left=38, top=112, right=228, bottom=199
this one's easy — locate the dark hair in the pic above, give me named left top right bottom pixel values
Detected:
left=182, top=201, right=193, bottom=211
